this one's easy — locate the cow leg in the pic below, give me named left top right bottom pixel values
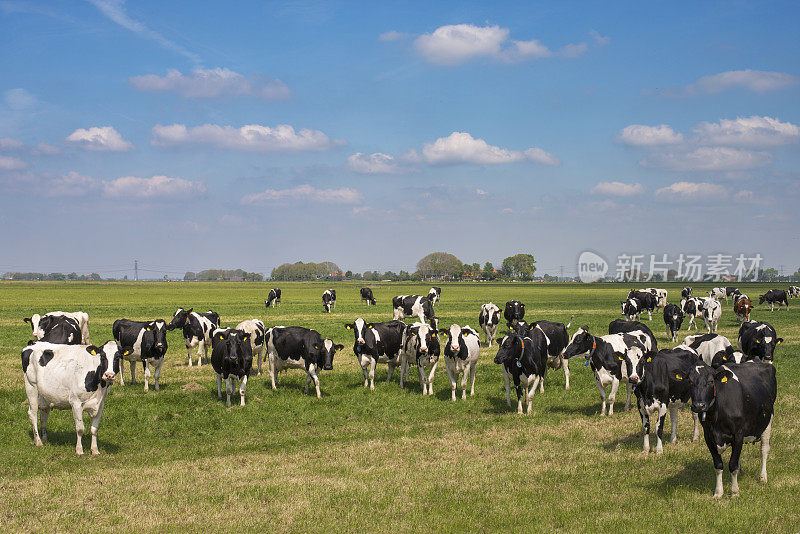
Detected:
left=398, top=356, right=406, bottom=388
left=225, top=376, right=233, bottom=407
left=669, top=403, right=679, bottom=444
left=469, top=363, right=476, bottom=396
left=239, top=375, right=247, bottom=406
left=595, top=376, right=608, bottom=416
left=503, top=368, right=512, bottom=408
left=152, top=358, right=163, bottom=391
left=197, top=340, right=206, bottom=367
left=608, top=378, right=620, bottom=416
left=71, top=402, right=85, bottom=456
left=624, top=381, right=632, bottom=411
left=760, top=415, right=772, bottom=483
left=427, top=360, right=438, bottom=396
left=640, top=403, right=651, bottom=453
left=312, top=373, right=321, bottom=399
left=39, top=408, right=50, bottom=443
left=216, top=373, right=223, bottom=398
left=368, top=358, right=377, bottom=391
left=692, top=412, right=700, bottom=442
left=118, top=360, right=125, bottom=385
left=527, top=377, right=539, bottom=414
left=461, top=368, right=469, bottom=400
left=563, top=358, right=570, bottom=390
left=655, top=404, right=668, bottom=454
left=130, top=361, right=136, bottom=384
left=186, top=342, right=192, bottom=367
left=418, top=363, right=427, bottom=395
left=446, top=365, right=456, bottom=401
left=257, top=347, right=263, bottom=376
left=703, top=427, right=725, bottom=498
left=143, top=360, right=150, bottom=392
left=89, top=400, right=105, bottom=455
left=729, top=438, right=744, bottom=497
left=269, top=352, right=277, bottom=390
left=26, top=386, right=42, bottom=446
left=387, top=361, right=397, bottom=383
left=647, top=310, right=652, bottom=321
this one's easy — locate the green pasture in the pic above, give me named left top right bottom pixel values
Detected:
left=0, top=281, right=798, bottom=532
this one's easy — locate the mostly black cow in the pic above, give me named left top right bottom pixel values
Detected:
left=24, top=311, right=91, bottom=345
left=30, top=315, right=82, bottom=345
left=738, top=321, right=782, bottom=362
left=322, top=289, right=336, bottom=313
left=265, top=326, right=343, bottom=398
left=399, top=322, right=441, bottom=395
left=503, top=300, right=525, bottom=329
left=166, top=308, right=220, bottom=366
left=235, top=319, right=266, bottom=375
left=758, top=289, right=789, bottom=311
left=210, top=328, right=253, bottom=406
left=493, top=330, right=549, bottom=414
left=663, top=304, right=684, bottom=342
left=344, top=318, right=405, bottom=390
left=112, top=318, right=168, bottom=391
left=360, top=287, right=376, bottom=306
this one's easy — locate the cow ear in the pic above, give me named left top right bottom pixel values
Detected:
left=313, top=343, right=320, bottom=350
left=27, top=339, right=36, bottom=346
left=777, top=338, right=783, bottom=345
left=186, top=308, right=193, bottom=313
left=86, top=345, right=100, bottom=355
left=335, top=344, right=344, bottom=351
left=367, top=323, right=374, bottom=329
left=121, top=347, right=133, bottom=356
left=755, top=339, right=761, bottom=344
left=344, top=323, right=352, bottom=330
left=438, top=328, right=448, bottom=335
left=23, top=317, right=31, bottom=324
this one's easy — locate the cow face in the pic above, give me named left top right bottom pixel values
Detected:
left=407, top=324, right=440, bottom=364
left=94, top=341, right=125, bottom=381
left=313, top=339, right=343, bottom=370
left=493, top=333, right=524, bottom=366
left=751, top=324, right=782, bottom=361
left=563, top=327, right=595, bottom=360
left=345, top=318, right=371, bottom=353
left=625, top=343, right=645, bottom=384
left=440, top=324, right=465, bottom=357
left=227, top=330, right=251, bottom=369
left=689, top=362, right=718, bottom=417
left=24, top=314, right=43, bottom=339
left=148, top=320, right=168, bottom=357
left=167, top=308, right=192, bottom=331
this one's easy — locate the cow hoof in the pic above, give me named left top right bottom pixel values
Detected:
left=713, top=492, right=723, bottom=499
left=760, top=474, right=767, bottom=483
left=34, top=440, right=43, bottom=447
left=656, top=447, right=663, bottom=454
left=91, top=449, right=100, bottom=456
left=731, top=490, right=739, bottom=498
left=76, top=451, right=84, bottom=457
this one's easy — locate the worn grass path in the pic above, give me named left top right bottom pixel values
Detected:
left=0, top=281, right=798, bottom=532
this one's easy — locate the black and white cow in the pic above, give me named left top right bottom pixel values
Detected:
left=112, top=318, right=168, bottom=391
left=683, top=333, right=736, bottom=368
left=235, top=319, right=266, bottom=375
left=503, top=300, right=525, bottom=329
left=563, top=327, right=648, bottom=416
left=428, top=286, right=442, bottom=305
left=360, top=287, right=376, bottom=306
left=440, top=324, right=480, bottom=401
left=392, top=295, right=438, bottom=329
left=265, top=326, right=344, bottom=398
left=399, top=322, right=441, bottom=395
left=520, top=317, right=575, bottom=391
left=703, top=299, right=722, bottom=333
left=738, top=321, right=782, bottom=363
left=681, top=297, right=712, bottom=330
left=622, top=291, right=656, bottom=320
left=210, top=328, right=253, bottom=407
left=758, top=289, right=789, bottom=311
left=690, top=360, right=776, bottom=497
left=265, top=288, right=282, bottom=308
left=344, top=318, right=405, bottom=390
left=478, top=303, right=501, bottom=347
left=709, top=287, right=727, bottom=301
left=32, top=315, right=82, bottom=345
left=493, top=330, right=549, bottom=414
left=634, top=347, right=700, bottom=453
left=663, top=303, right=684, bottom=342
left=22, top=341, right=127, bottom=455
left=726, top=287, right=740, bottom=300
left=682, top=287, right=693, bottom=299
left=166, top=308, right=220, bottom=366
left=322, top=289, right=336, bottom=313
left=636, top=288, right=668, bottom=308
left=24, top=311, right=91, bottom=345
left=788, top=286, right=800, bottom=299
left=608, top=319, right=658, bottom=354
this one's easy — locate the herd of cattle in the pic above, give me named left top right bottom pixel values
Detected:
left=19, top=283, right=794, bottom=498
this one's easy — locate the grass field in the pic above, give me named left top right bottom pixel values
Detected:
left=1, top=281, right=798, bottom=532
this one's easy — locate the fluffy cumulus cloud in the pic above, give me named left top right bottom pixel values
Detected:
left=129, top=68, right=290, bottom=99
left=65, top=126, right=134, bottom=152
left=591, top=181, right=644, bottom=196
left=151, top=123, right=338, bottom=152
left=102, top=175, right=206, bottom=199
left=618, top=124, right=684, bottom=146
left=410, top=24, right=585, bottom=66
left=0, top=154, right=27, bottom=170
left=241, top=184, right=362, bottom=205
left=347, top=152, right=406, bottom=174
left=641, top=147, right=772, bottom=171
left=693, top=116, right=799, bottom=147
left=420, top=131, right=559, bottom=165
left=678, top=69, right=799, bottom=95
left=655, top=181, right=727, bottom=200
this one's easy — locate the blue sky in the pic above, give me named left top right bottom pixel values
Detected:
left=1, top=1, right=798, bottom=278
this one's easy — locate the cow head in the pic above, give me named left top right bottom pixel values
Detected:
left=167, top=308, right=192, bottom=331
left=690, top=362, right=718, bottom=418
left=440, top=324, right=469, bottom=359
left=749, top=323, right=782, bottom=361
left=345, top=318, right=373, bottom=353
left=406, top=323, right=440, bottom=365
left=24, top=314, right=43, bottom=339
left=312, top=339, right=343, bottom=370
left=89, top=341, right=127, bottom=384
left=493, top=333, right=525, bottom=366
left=562, top=327, right=595, bottom=360
left=147, top=320, right=168, bottom=357
left=227, top=330, right=252, bottom=369
left=758, top=294, right=767, bottom=305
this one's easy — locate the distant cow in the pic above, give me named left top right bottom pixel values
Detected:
left=733, top=294, right=754, bottom=324
left=709, top=287, right=727, bottom=301
left=399, top=322, right=441, bottom=395
left=690, top=360, right=776, bottom=497
left=623, top=291, right=656, bottom=320
left=788, top=286, right=800, bottom=299
left=322, top=289, right=336, bottom=313
left=608, top=319, right=658, bottom=353
left=428, top=286, right=442, bottom=305
left=440, top=324, right=480, bottom=401
left=684, top=333, right=735, bottom=368
left=478, top=303, right=501, bottom=347
left=166, top=308, right=220, bottom=366
left=112, top=318, right=168, bottom=391
left=265, top=288, right=282, bottom=308
left=360, top=287, right=376, bottom=305
left=726, top=287, right=740, bottom=300
left=22, top=341, right=126, bottom=455
left=681, top=287, right=693, bottom=299
left=393, top=295, right=438, bottom=329
left=758, top=289, right=788, bottom=311
left=738, top=321, right=782, bottom=363
left=563, top=327, right=648, bottom=416
left=24, top=311, right=91, bottom=345
left=265, top=326, right=343, bottom=398
left=29, top=315, right=82, bottom=345
left=663, top=304, right=684, bottom=342
left=210, top=328, right=253, bottom=406
left=235, top=319, right=266, bottom=375
left=344, top=318, right=405, bottom=390
left=681, top=297, right=713, bottom=330
left=636, top=288, right=667, bottom=308
left=634, top=347, right=699, bottom=453
left=503, top=300, right=525, bottom=329
left=703, top=299, right=722, bottom=333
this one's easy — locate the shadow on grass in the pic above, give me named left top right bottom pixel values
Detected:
left=547, top=402, right=601, bottom=417
left=484, top=394, right=515, bottom=414
left=648, top=458, right=710, bottom=496
left=31, top=430, right=122, bottom=454
left=602, top=430, right=642, bottom=452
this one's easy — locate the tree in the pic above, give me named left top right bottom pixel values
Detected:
left=760, top=267, right=779, bottom=282
left=184, top=271, right=197, bottom=281
left=90, top=273, right=102, bottom=281
left=416, top=252, right=462, bottom=280
left=482, top=262, right=495, bottom=280
left=345, top=270, right=353, bottom=278
left=501, top=254, right=536, bottom=281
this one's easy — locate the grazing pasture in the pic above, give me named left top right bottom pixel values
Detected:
left=1, top=281, right=799, bottom=531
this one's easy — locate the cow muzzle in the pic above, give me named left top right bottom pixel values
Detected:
left=103, top=371, right=116, bottom=383
left=628, top=375, right=639, bottom=385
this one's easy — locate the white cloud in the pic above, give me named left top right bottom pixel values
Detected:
left=589, top=30, right=610, bottom=46
left=693, top=116, right=799, bottom=147
left=151, top=123, right=338, bottom=152
left=129, top=68, right=290, bottom=99
left=65, top=126, right=133, bottom=152
left=734, top=190, right=754, bottom=202
left=379, top=30, right=410, bottom=41
left=591, top=181, right=644, bottom=196
left=421, top=131, right=558, bottom=165
left=3, top=88, right=37, bottom=110
left=618, top=124, right=684, bottom=146
left=31, top=142, right=61, bottom=155
left=102, top=175, right=206, bottom=199
left=45, top=171, right=99, bottom=197
left=0, top=154, right=26, bottom=170
left=0, top=137, right=25, bottom=150
left=241, top=184, right=362, bottom=205
left=676, top=69, right=799, bottom=95
left=347, top=152, right=407, bottom=174
left=410, top=24, right=586, bottom=65
left=655, top=181, right=727, bottom=200
left=87, top=0, right=201, bottom=64
left=641, top=147, right=771, bottom=171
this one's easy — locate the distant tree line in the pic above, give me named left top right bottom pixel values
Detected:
left=183, top=269, right=264, bottom=281
left=2, top=272, right=102, bottom=281
left=270, top=261, right=342, bottom=281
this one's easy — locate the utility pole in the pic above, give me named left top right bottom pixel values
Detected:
left=559, top=265, right=564, bottom=281
left=134, top=260, right=139, bottom=281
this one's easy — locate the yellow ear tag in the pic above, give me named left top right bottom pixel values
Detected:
left=676, top=374, right=683, bottom=380
left=90, top=349, right=97, bottom=355
left=777, top=340, right=782, bottom=344
left=721, top=376, right=728, bottom=383
left=756, top=339, right=761, bottom=344
left=647, top=357, right=652, bottom=362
